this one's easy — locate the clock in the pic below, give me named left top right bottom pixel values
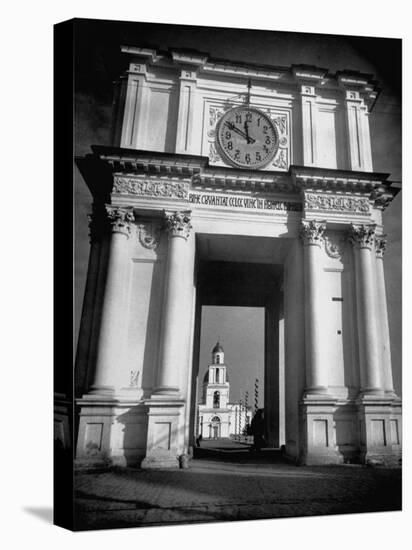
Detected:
left=215, top=106, right=279, bottom=169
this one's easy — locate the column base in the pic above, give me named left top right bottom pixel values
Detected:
left=152, top=386, right=180, bottom=397
left=54, top=393, right=72, bottom=451
left=357, top=395, right=402, bottom=467
left=87, top=385, right=116, bottom=396
left=303, top=386, right=330, bottom=398
left=299, top=395, right=344, bottom=466
left=142, top=396, right=186, bottom=469
left=75, top=395, right=147, bottom=468
left=359, top=388, right=386, bottom=398
left=141, top=454, right=180, bottom=470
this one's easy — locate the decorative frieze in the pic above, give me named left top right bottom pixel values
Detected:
left=113, top=176, right=189, bottom=200
left=300, top=220, right=327, bottom=247
left=304, top=192, right=370, bottom=215
left=106, top=206, right=135, bottom=237
left=349, top=224, right=376, bottom=250
left=164, top=210, right=192, bottom=240
left=375, top=234, right=387, bottom=258
left=137, top=222, right=161, bottom=250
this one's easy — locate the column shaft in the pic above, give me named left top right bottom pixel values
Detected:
left=300, top=220, right=328, bottom=394
left=375, top=237, right=395, bottom=394
left=155, top=211, right=193, bottom=395
left=90, top=207, right=134, bottom=394
left=350, top=225, right=383, bottom=394
left=75, top=237, right=101, bottom=395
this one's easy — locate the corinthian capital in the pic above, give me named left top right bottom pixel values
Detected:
left=349, top=224, right=376, bottom=250
left=164, top=210, right=192, bottom=240
left=299, top=220, right=326, bottom=247
left=106, top=206, right=135, bottom=237
left=375, top=234, right=387, bottom=258
left=87, top=205, right=108, bottom=243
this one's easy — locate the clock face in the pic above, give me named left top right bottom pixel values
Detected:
left=216, top=107, right=279, bottom=169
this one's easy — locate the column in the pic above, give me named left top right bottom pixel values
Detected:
left=89, top=206, right=134, bottom=395
left=74, top=204, right=104, bottom=396
left=300, top=220, right=328, bottom=394
left=375, top=235, right=396, bottom=396
left=349, top=224, right=383, bottom=395
left=154, top=210, right=193, bottom=396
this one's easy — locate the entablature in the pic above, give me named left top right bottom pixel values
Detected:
left=76, top=147, right=400, bottom=215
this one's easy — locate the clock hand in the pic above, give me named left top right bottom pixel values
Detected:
left=244, top=121, right=251, bottom=144
left=225, top=121, right=256, bottom=144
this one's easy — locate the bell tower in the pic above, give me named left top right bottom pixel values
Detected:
left=203, top=342, right=230, bottom=409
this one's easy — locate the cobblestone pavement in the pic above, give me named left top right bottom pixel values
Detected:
left=74, top=440, right=402, bottom=531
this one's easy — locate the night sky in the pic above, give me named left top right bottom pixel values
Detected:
left=74, top=19, right=402, bottom=397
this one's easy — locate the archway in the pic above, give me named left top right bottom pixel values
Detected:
left=188, top=233, right=287, bottom=456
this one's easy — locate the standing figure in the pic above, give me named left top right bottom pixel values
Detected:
left=250, top=409, right=265, bottom=452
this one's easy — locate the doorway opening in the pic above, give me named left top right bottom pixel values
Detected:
left=189, top=256, right=285, bottom=460
left=195, top=305, right=264, bottom=446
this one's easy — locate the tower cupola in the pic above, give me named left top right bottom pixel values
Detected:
left=212, top=341, right=224, bottom=365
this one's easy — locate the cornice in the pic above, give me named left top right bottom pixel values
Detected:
left=120, top=45, right=380, bottom=106
left=76, top=147, right=401, bottom=210
left=91, top=145, right=207, bottom=176
left=290, top=165, right=399, bottom=202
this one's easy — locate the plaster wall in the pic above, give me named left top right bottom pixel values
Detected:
left=125, top=227, right=167, bottom=395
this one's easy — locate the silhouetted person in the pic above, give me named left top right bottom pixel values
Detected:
left=250, top=409, right=265, bottom=452
left=196, top=434, right=203, bottom=447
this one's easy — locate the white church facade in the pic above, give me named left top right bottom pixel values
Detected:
left=197, top=342, right=252, bottom=439
left=62, top=43, right=402, bottom=469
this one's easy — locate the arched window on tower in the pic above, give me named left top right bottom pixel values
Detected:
left=216, top=355, right=221, bottom=364
left=215, top=368, right=220, bottom=383
left=213, top=391, right=220, bottom=408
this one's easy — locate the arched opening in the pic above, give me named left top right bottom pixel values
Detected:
left=210, top=416, right=221, bottom=439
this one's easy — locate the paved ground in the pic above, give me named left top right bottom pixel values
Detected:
left=74, top=439, right=402, bottom=531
